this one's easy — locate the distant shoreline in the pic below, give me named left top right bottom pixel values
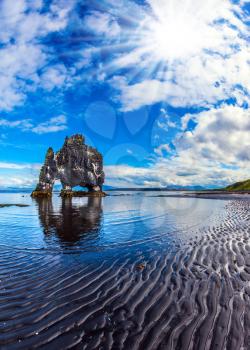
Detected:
left=1, top=188, right=250, bottom=198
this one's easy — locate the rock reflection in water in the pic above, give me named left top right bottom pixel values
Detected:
left=34, top=197, right=102, bottom=246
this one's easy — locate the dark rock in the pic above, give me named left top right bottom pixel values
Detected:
left=0, top=204, right=30, bottom=208
left=60, top=190, right=107, bottom=198
left=32, top=134, right=105, bottom=197
left=31, top=148, right=56, bottom=197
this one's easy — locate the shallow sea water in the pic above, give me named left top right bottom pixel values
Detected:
left=0, top=192, right=250, bottom=349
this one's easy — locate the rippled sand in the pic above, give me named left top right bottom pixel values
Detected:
left=0, top=193, right=250, bottom=349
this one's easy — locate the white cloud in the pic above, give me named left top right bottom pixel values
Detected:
left=84, top=11, right=120, bottom=37
left=73, top=49, right=93, bottom=70
left=0, top=115, right=67, bottom=134
left=0, top=160, right=40, bottom=188
left=0, top=162, right=40, bottom=170
left=175, top=105, right=250, bottom=166
left=0, top=0, right=76, bottom=111
left=105, top=160, right=250, bottom=189
left=107, top=0, right=250, bottom=111
left=0, top=175, right=36, bottom=188
left=154, top=144, right=171, bottom=156
left=40, top=65, right=73, bottom=92
left=156, top=108, right=177, bottom=131
left=31, top=115, right=67, bottom=134
left=112, top=77, right=229, bottom=112
left=0, top=118, right=33, bottom=129
left=105, top=105, right=250, bottom=188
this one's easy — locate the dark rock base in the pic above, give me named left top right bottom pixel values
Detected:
left=60, top=190, right=107, bottom=198
left=31, top=191, right=52, bottom=198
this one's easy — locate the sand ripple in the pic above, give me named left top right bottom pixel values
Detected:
left=0, top=200, right=250, bottom=349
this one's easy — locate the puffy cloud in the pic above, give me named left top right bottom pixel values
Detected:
left=0, top=118, right=33, bottom=129
left=0, top=162, right=40, bottom=170
left=154, top=144, right=171, bottom=156
left=105, top=160, right=250, bottom=189
left=0, top=0, right=76, bottom=111
left=31, top=115, right=67, bottom=134
left=0, top=160, right=40, bottom=188
left=175, top=105, right=250, bottom=166
left=117, top=77, right=220, bottom=112
left=0, top=115, right=67, bottom=134
left=84, top=11, right=120, bottom=37
left=0, top=174, right=36, bottom=188
left=105, top=105, right=250, bottom=188
left=113, top=52, right=250, bottom=111
left=107, top=0, right=250, bottom=111
left=40, top=65, right=72, bottom=92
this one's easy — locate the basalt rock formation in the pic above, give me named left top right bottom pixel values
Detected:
left=31, top=134, right=105, bottom=197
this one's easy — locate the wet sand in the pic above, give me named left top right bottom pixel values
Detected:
left=147, top=191, right=250, bottom=201
left=0, top=204, right=29, bottom=208
left=0, top=198, right=250, bottom=349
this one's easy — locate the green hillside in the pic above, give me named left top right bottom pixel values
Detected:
left=225, top=179, right=250, bottom=191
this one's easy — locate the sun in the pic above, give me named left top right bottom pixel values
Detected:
left=97, top=0, right=218, bottom=82
left=149, top=20, right=197, bottom=59
left=141, top=11, right=204, bottom=62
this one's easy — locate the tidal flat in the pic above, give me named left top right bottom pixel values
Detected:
left=0, top=191, right=250, bottom=349
left=0, top=204, right=29, bottom=208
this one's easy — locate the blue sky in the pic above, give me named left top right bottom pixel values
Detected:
left=0, top=0, right=250, bottom=189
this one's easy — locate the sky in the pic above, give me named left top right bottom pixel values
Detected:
left=0, top=0, right=250, bottom=189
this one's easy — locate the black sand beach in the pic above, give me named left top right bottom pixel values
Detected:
left=0, top=192, right=250, bottom=349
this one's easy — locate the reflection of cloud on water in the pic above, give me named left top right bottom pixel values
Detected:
left=34, top=197, right=102, bottom=246
left=33, top=193, right=227, bottom=251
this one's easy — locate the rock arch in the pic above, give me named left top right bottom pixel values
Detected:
left=31, top=134, right=105, bottom=197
